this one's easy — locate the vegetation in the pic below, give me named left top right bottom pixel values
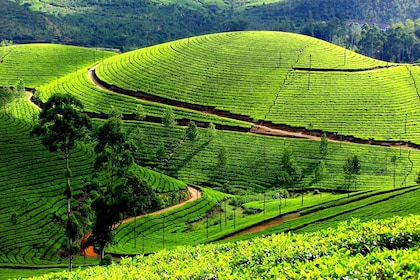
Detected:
left=3, top=0, right=420, bottom=63
left=0, top=30, right=419, bottom=279
left=28, top=215, right=420, bottom=279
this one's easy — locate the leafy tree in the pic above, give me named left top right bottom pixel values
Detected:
left=108, top=105, right=122, bottom=119
left=30, top=93, right=91, bottom=272
left=91, top=116, right=144, bottom=261
left=391, top=155, right=398, bottom=188
left=0, top=87, right=13, bottom=110
left=277, top=149, right=302, bottom=196
left=185, top=120, right=199, bottom=141
left=207, top=122, right=216, bottom=138
left=155, top=141, right=168, bottom=170
left=15, top=79, right=26, bottom=98
left=319, top=132, right=328, bottom=160
left=94, top=117, right=133, bottom=195
left=134, top=104, right=146, bottom=121
left=162, top=107, right=176, bottom=128
left=314, top=160, right=326, bottom=194
left=343, top=155, right=361, bottom=197
left=129, top=127, right=151, bottom=167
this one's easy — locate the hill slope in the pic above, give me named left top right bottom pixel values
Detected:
left=94, top=31, right=420, bottom=143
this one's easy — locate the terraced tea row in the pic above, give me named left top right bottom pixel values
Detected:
left=0, top=100, right=191, bottom=266
left=0, top=44, right=116, bottom=88
left=267, top=66, right=420, bottom=142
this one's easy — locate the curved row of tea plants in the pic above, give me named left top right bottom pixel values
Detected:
left=0, top=104, right=94, bottom=265
left=107, top=186, right=228, bottom=255
left=30, top=215, right=420, bottom=279
left=0, top=44, right=116, bottom=88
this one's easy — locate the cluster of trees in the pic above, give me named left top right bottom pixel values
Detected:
left=276, top=132, right=362, bottom=203
left=30, top=94, right=162, bottom=269
left=0, top=79, right=26, bottom=110
left=29, top=94, right=210, bottom=269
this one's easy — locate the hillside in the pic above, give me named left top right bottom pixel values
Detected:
left=92, top=31, right=420, bottom=143
left=1, top=32, right=420, bottom=278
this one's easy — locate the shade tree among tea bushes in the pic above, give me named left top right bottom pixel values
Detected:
left=90, top=116, right=161, bottom=261
left=30, top=93, right=91, bottom=271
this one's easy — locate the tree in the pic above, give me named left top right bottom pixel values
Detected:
left=0, top=87, right=13, bottom=111
left=15, top=79, right=26, bottom=98
left=162, top=107, right=176, bottom=128
left=207, top=122, right=216, bottom=138
left=30, top=93, right=91, bottom=272
left=277, top=149, right=302, bottom=197
left=155, top=141, right=168, bottom=170
left=134, top=104, right=146, bottom=121
left=91, top=116, right=137, bottom=260
left=343, top=155, right=361, bottom=197
left=94, top=117, right=133, bottom=196
left=314, top=160, right=326, bottom=195
left=319, top=132, right=328, bottom=160
left=391, top=155, right=398, bottom=188
left=185, top=120, right=199, bottom=141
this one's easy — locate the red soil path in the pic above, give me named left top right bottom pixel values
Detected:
left=222, top=212, right=301, bottom=240
left=82, top=186, right=201, bottom=258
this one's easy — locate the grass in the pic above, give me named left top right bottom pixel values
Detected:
left=0, top=31, right=420, bottom=275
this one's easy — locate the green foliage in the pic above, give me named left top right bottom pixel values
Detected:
left=185, top=120, right=198, bottom=141
left=99, top=254, right=112, bottom=266
left=0, top=44, right=116, bottom=88
left=162, top=107, right=176, bottom=128
left=29, top=215, right=420, bottom=279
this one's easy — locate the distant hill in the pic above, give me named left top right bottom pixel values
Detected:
left=2, top=0, right=420, bottom=56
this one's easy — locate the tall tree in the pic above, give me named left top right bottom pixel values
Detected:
left=94, top=117, right=133, bottom=196
left=30, top=93, right=91, bottom=272
left=162, top=107, right=176, bottom=128
left=91, top=116, right=135, bottom=260
left=277, top=149, right=302, bottom=196
left=319, top=132, right=328, bottom=160
left=185, top=120, right=199, bottom=141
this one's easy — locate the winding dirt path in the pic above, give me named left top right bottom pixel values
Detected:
left=83, top=186, right=201, bottom=258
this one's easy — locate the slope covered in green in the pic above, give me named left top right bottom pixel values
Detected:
left=0, top=44, right=116, bottom=87
left=94, top=31, right=420, bottom=143
left=30, top=215, right=420, bottom=279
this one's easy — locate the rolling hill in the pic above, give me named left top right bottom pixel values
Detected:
left=0, top=31, right=419, bottom=278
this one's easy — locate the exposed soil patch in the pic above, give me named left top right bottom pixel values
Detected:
left=222, top=212, right=301, bottom=240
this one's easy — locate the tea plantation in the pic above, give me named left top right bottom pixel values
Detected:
left=0, top=31, right=419, bottom=279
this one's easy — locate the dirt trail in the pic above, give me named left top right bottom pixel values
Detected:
left=222, top=212, right=300, bottom=240
left=83, top=186, right=201, bottom=258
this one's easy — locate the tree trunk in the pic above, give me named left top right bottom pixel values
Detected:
left=65, top=145, right=72, bottom=272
